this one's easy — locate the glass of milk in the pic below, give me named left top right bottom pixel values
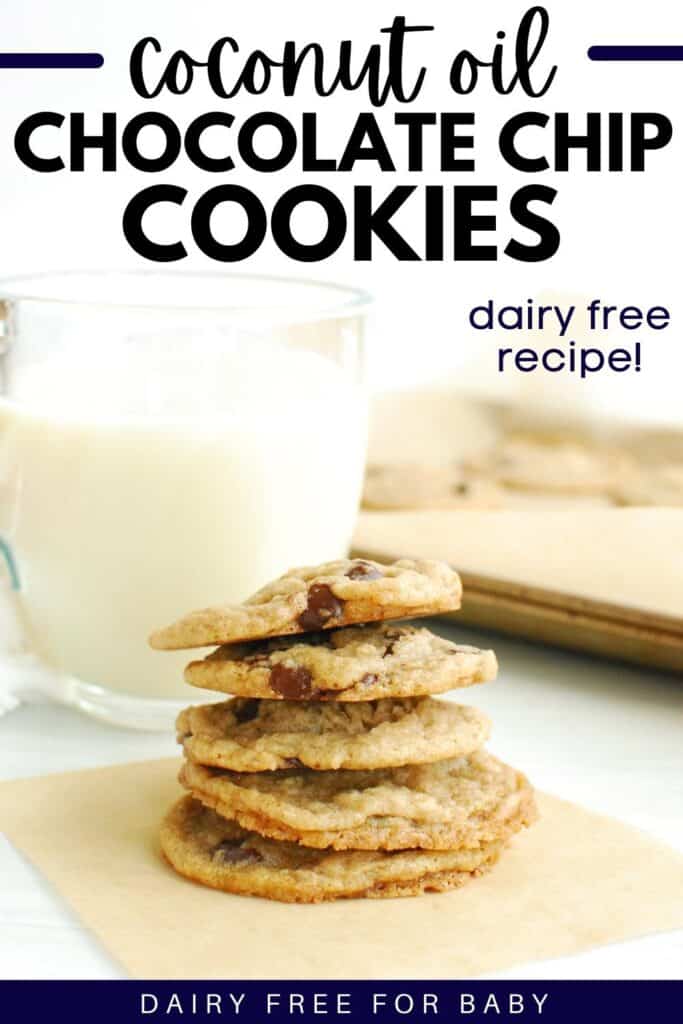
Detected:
left=0, top=271, right=370, bottom=728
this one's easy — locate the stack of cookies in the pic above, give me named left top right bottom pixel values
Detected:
left=151, top=558, right=536, bottom=903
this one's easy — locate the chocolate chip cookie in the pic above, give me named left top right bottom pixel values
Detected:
left=362, top=463, right=504, bottom=510
left=612, top=463, right=683, bottom=507
left=160, top=795, right=505, bottom=903
left=180, top=750, right=537, bottom=851
left=468, top=437, right=620, bottom=496
left=178, top=697, right=491, bottom=772
left=184, top=623, right=497, bottom=700
left=149, top=558, right=462, bottom=651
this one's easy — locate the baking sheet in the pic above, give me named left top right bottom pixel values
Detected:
left=360, top=388, right=683, bottom=671
left=1, top=758, right=682, bottom=979
left=354, top=508, right=683, bottom=672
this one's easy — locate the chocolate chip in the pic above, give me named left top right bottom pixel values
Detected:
left=269, top=663, right=315, bottom=699
left=381, top=628, right=404, bottom=657
left=306, top=631, right=335, bottom=648
left=233, top=699, right=259, bottom=724
left=361, top=673, right=378, bottom=686
left=213, top=839, right=262, bottom=865
left=285, top=757, right=305, bottom=769
left=297, top=583, right=344, bottom=630
left=346, top=560, right=383, bottom=581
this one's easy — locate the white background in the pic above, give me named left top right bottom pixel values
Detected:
left=0, top=0, right=682, bottom=981
left=0, top=0, right=682, bottom=412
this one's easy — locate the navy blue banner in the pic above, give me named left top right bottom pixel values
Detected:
left=0, top=52, right=103, bottom=68
left=0, top=981, right=680, bottom=1023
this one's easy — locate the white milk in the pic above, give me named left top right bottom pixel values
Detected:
left=0, top=338, right=367, bottom=698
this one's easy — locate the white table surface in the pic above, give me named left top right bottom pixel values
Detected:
left=1, top=622, right=682, bottom=981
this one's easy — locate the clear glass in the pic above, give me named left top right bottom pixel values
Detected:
left=0, top=271, right=371, bottom=729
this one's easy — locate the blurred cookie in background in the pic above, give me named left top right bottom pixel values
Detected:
left=613, top=464, right=683, bottom=507
left=492, top=489, right=614, bottom=509
left=622, top=429, right=683, bottom=468
left=465, top=436, right=629, bottom=498
left=363, top=389, right=683, bottom=512
left=362, top=463, right=504, bottom=510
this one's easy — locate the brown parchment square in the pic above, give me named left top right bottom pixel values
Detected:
left=1, top=758, right=682, bottom=979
